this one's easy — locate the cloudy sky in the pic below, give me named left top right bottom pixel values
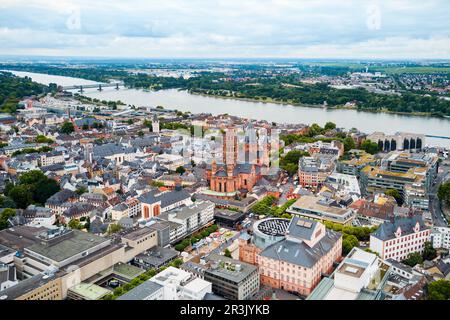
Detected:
left=1, top=0, right=449, bottom=59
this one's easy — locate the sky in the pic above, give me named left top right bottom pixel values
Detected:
left=0, top=0, right=450, bottom=59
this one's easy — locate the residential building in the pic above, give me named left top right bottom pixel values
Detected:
left=369, top=216, right=431, bottom=261
left=298, top=155, right=335, bottom=189
left=430, top=226, right=450, bottom=249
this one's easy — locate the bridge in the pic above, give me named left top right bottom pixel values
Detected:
left=425, top=135, right=450, bottom=140
left=61, top=82, right=124, bottom=92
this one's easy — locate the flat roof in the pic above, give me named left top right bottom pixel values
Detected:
left=69, top=282, right=111, bottom=300
left=113, top=262, right=145, bottom=280
left=122, top=227, right=155, bottom=241
left=205, top=253, right=257, bottom=283
left=117, top=280, right=163, bottom=300
left=289, top=195, right=350, bottom=216
left=25, top=230, right=109, bottom=263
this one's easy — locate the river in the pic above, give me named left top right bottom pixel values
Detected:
left=6, top=70, right=450, bottom=148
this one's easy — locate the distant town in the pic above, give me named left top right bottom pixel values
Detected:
left=0, top=62, right=449, bottom=302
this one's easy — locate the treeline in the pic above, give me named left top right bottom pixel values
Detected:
left=0, top=72, right=50, bottom=114
left=0, top=64, right=128, bottom=83
left=188, top=81, right=450, bottom=116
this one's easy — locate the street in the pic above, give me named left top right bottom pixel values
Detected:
left=429, top=160, right=450, bottom=227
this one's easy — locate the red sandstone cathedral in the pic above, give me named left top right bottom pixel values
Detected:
left=204, top=125, right=272, bottom=198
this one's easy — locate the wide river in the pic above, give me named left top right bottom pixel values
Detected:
left=8, top=70, right=450, bottom=148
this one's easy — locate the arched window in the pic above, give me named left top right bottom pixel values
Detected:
left=391, top=139, right=397, bottom=151
left=410, top=138, right=416, bottom=149
left=144, top=206, right=150, bottom=219
left=384, top=140, right=390, bottom=152
left=403, top=138, right=410, bottom=150
left=378, top=140, right=384, bottom=151
left=416, top=138, right=422, bottom=150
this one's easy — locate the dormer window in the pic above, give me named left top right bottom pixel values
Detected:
left=395, top=227, right=402, bottom=238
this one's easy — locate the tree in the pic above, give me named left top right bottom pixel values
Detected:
left=427, top=280, right=450, bottom=300
left=7, top=185, right=33, bottom=209
left=0, top=208, right=16, bottom=230
left=108, top=223, right=122, bottom=234
left=324, top=122, right=336, bottom=131
left=175, top=166, right=186, bottom=175
left=60, top=121, right=75, bottom=134
left=68, top=219, right=83, bottom=230
left=308, top=123, right=323, bottom=137
left=137, top=130, right=144, bottom=137
left=343, top=136, right=356, bottom=152
left=422, top=241, right=437, bottom=261
left=403, top=252, right=423, bottom=267
left=76, top=186, right=88, bottom=195
left=385, top=189, right=403, bottom=206
left=437, top=182, right=450, bottom=206
left=342, top=234, right=359, bottom=255
left=361, top=139, right=380, bottom=155
left=224, top=248, right=232, bottom=258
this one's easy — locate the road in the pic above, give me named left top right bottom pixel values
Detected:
left=429, top=160, right=450, bottom=227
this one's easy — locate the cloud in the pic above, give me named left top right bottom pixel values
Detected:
left=0, top=0, right=449, bottom=58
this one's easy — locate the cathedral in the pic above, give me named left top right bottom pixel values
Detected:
left=204, top=125, right=271, bottom=198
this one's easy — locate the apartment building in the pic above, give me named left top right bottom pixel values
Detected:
left=369, top=216, right=431, bottom=261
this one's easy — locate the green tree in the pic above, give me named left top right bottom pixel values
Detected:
left=68, top=219, right=83, bottom=230
left=224, top=248, right=232, bottom=258
left=343, top=136, right=356, bottom=152
left=308, top=123, right=323, bottom=137
left=60, top=121, right=75, bottom=134
left=175, top=166, right=186, bottom=175
left=0, top=208, right=16, bottom=230
left=324, top=122, right=336, bottom=131
left=403, top=252, right=423, bottom=267
left=422, top=241, right=437, bottom=261
left=437, top=182, right=450, bottom=206
left=7, top=185, right=33, bottom=209
left=385, top=189, right=403, bottom=206
left=76, top=186, right=88, bottom=195
left=342, top=234, right=359, bottom=255
left=361, top=140, right=380, bottom=155
left=108, top=223, right=122, bottom=234
left=427, top=279, right=450, bottom=300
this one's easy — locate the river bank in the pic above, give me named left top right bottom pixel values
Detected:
left=188, top=90, right=440, bottom=118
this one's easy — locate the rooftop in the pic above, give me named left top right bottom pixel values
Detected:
left=69, top=282, right=111, bottom=300
left=25, top=229, right=109, bottom=263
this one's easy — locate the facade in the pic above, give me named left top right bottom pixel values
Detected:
left=204, top=127, right=269, bottom=198
left=298, top=155, right=335, bottom=189
left=203, top=253, right=259, bottom=300
left=366, top=132, right=425, bottom=152
left=369, top=216, right=431, bottom=261
left=156, top=201, right=215, bottom=243
left=238, top=216, right=342, bottom=296
left=257, top=217, right=342, bottom=296
left=139, top=189, right=192, bottom=220
left=213, top=209, right=246, bottom=229
left=430, top=226, right=450, bottom=249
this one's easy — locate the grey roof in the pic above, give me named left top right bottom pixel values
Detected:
left=93, top=143, right=135, bottom=158
left=259, top=229, right=341, bottom=268
left=286, top=216, right=318, bottom=242
left=45, top=189, right=77, bottom=206
left=372, top=215, right=428, bottom=241
left=135, top=246, right=179, bottom=268
left=204, top=253, right=258, bottom=284
left=25, top=229, right=109, bottom=263
left=0, top=272, right=58, bottom=300
left=138, top=189, right=191, bottom=208
left=116, top=280, right=163, bottom=300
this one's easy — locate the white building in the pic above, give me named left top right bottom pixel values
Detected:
left=308, top=247, right=390, bottom=300
left=149, top=267, right=212, bottom=300
left=370, top=216, right=431, bottom=261
left=430, top=226, right=450, bottom=249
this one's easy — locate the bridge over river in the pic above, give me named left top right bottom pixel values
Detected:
left=61, top=82, right=124, bottom=92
